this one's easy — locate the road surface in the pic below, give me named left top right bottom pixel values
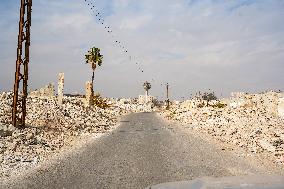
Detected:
left=2, top=113, right=266, bottom=189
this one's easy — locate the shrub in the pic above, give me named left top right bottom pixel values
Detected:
left=93, top=94, right=111, bottom=109
left=212, top=102, right=227, bottom=108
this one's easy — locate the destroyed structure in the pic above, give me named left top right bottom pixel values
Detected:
left=29, top=83, right=55, bottom=98
left=85, top=81, right=94, bottom=107
left=163, top=91, right=284, bottom=164
left=138, top=95, right=155, bottom=104
left=58, top=73, right=64, bottom=105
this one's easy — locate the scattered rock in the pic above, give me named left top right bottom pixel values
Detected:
left=259, top=139, right=276, bottom=152
left=26, top=133, right=34, bottom=140
left=0, top=92, right=150, bottom=178
left=0, top=130, right=12, bottom=137
left=161, top=91, right=284, bottom=165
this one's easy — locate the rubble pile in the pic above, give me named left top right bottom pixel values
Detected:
left=113, top=98, right=155, bottom=113
left=163, top=92, right=284, bottom=164
left=29, top=83, right=55, bottom=98
left=0, top=92, right=132, bottom=178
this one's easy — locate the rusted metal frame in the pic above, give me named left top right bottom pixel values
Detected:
left=12, top=0, right=32, bottom=128
left=22, top=0, right=32, bottom=127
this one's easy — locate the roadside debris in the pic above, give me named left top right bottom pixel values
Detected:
left=162, top=91, right=284, bottom=165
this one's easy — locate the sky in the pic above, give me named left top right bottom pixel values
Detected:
left=0, top=0, right=284, bottom=100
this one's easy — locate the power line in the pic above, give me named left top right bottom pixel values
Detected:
left=84, top=0, right=147, bottom=74
left=84, top=0, right=170, bottom=97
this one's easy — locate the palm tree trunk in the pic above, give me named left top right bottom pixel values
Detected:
left=145, top=90, right=148, bottom=103
left=92, top=70, right=95, bottom=93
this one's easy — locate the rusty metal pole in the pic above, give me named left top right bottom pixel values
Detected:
left=12, top=0, right=32, bottom=128
left=166, top=83, right=170, bottom=110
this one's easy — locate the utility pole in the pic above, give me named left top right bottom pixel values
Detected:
left=12, top=0, right=32, bottom=128
left=166, top=83, right=170, bottom=110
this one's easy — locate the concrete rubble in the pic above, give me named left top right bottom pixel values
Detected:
left=114, top=98, right=156, bottom=113
left=57, top=73, right=64, bottom=105
left=138, top=95, right=155, bottom=104
left=85, top=81, right=93, bottom=107
left=162, top=91, right=284, bottom=165
left=278, top=97, right=284, bottom=118
left=29, top=83, right=55, bottom=98
left=0, top=91, right=151, bottom=178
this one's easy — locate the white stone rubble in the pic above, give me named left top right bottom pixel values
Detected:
left=0, top=92, right=150, bottom=178
left=162, top=91, right=284, bottom=165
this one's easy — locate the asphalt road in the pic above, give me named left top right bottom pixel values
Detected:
left=3, top=113, right=265, bottom=189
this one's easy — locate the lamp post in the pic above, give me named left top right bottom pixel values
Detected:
left=166, top=83, right=170, bottom=110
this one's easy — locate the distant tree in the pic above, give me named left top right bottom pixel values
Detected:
left=194, top=90, right=218, bottom=105
left=85, top=47, right=103, bottom=88
left=202, top=92, right=217, bottom=101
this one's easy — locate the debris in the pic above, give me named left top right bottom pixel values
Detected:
left=161, top=91, right=284, bottom=163
left=0, top=92, right=150, bottom=178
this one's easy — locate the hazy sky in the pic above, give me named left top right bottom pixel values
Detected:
left=0, top=0, right=283, bottom=100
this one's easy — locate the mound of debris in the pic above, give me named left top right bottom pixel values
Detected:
left=0, top=92, right=133, bottom=178
left=162, top=91, right=284, bottom=165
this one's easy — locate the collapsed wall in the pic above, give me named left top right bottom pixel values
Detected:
left=230, top=91, right=283, bottom=117
left=138, top=95, right=155, bottom=104
left=163, top=91, right=284, bottom=164
left=0, top=92, right=135, bottom=178
left=29, top=83, right=55, bottom=98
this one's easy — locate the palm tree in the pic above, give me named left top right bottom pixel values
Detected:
left=143, top=81, right=151, bottom=102
left=85, top=47, right=103, bottom=88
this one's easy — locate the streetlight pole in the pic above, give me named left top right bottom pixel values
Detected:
left=166, top=83, right=170, bottom=110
